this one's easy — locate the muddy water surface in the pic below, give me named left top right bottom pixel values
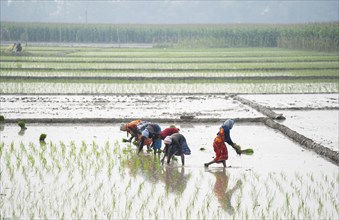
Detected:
left=1, top=123, right=334, bottom=172
left=0, top=95, right=263, bottom=119
left=0, top=94, right=338, bottom=219
left=1, top=123, right=338, bottom=219
left=242, top=94, right=339, bottom=151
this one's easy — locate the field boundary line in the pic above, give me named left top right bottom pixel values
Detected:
left=264, top=118, right=339, bottom=166
left=232, top=95, right=285, bottom=119
left=271, top=107, right=339, bottom=110
left=1, top=67, right=338, bottom=72
left=1, top=75, right=338, bottom=81
left=2, top=59, right=338, bottom=64
left=2, top=117, right=266, bottom=124
left=232, top=95, right=339, bottom=165
left=1, top=92, right=338, bottom=96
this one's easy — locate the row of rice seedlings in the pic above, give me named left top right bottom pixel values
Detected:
left=1, top=44, right=335, bottom=56
left=66, top=47, right=335, bottom=57
left=233, top=171, right=339, bottom=220
left=117, top=146, right=194, bottom=219
left=1, top=80, right=337, bottom=94
left=2, top=69, right=337, bottom=78
left=2, top=77, right=337, bottom=85
left=2, top=53, right=338, bottom=62
left=113, top=144, right=337, bottom=219
left=1, top=140, right=125, bottom=219
left=2, top=60, right=337, bottom=69
left=1, top=140, right=338, bottom=219
left=0, top=45, right=86, bottom=52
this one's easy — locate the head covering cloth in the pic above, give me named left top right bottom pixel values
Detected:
left=223, top=119, right=235, bottom=129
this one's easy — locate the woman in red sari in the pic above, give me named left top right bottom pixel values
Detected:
left=204, top=119, right=241, bottom=168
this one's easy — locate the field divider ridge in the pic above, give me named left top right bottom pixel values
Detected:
left=232, top=95, right=286, bottom=119
left=2, top=59, right=338, bottom=64
left=2, top=117, right=266, bottom=124
left=264, top=118, right=339, bottom=166
left=1, top=75, right=338, bottom=81
left=231, top=94, right=339, bottom=166
left=1, top=67, right=338, bottom=72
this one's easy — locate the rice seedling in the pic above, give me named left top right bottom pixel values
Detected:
left=122, top=138, right=130, bottom=143
left=15, top=152, right=22, bottom=170
left=0, top=142, right=4, bottom=159
left=285, top=193, right=290, bottom=208
left=27, top=154, right=35, bottom=167
left=17, top=120, right=27, bottom=130
left=0, top=115, right=4, bottom=123
left=39, top=133, right=47, bottom=142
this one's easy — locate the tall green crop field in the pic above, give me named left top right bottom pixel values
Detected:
left=1, top=22, right=338, bottom=52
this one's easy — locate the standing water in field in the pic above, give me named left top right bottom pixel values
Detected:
left=0, top=123, right=338, bottom=219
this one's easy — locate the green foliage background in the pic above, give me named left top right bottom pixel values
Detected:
left=1, top=22, right=338, bottom=52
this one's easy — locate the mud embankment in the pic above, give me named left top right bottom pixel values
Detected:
left=3, top=117, right=266, bottom=124
left=264, top=118, right=339, bottom=165
left=234, top=95, right=339, bottom=166
left=233, top=95, right=286, bottom=120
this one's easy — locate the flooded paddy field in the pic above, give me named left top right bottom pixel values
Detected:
left=1, top=93, right=338, bottom=151
left=242, top=94, right=339, bottom=151
left=0, top=93, right=338, bottom=219
left=1, top=45, right=338, bottom=219
left=0, top=94, right=263, bottom=120
left=1, top=123, right=338, bottom=219
left=1, top=47, right=338, bottom=94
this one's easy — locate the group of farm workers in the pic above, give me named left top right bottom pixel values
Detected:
left=120, top=119, right=241, bottom=167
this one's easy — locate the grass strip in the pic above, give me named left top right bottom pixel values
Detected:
left=0, top=76, right=336, bottom=84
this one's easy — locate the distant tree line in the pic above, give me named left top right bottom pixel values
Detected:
left=1, top=22, right=338, bottom=52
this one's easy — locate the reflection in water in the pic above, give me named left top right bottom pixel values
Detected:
left=39, top=141, right=47, bottom=148
left=164, top=166, right=190, bottom=194
left=122, top=152, right=191, bottom=194
left=0, top=124, right=4, bottom=132
left=208, top=169, right=242, bottom=215
left=18, top=128, right=26, bottom=136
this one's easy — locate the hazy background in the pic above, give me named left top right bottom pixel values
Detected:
left=1, top=0, right=338, bottom=24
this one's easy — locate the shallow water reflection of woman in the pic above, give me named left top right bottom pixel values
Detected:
left=209, top=169, right=242, bottom=215
left=163, top=166, right=190, bottom=194
left=124, top=154, right=191, bottom=190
